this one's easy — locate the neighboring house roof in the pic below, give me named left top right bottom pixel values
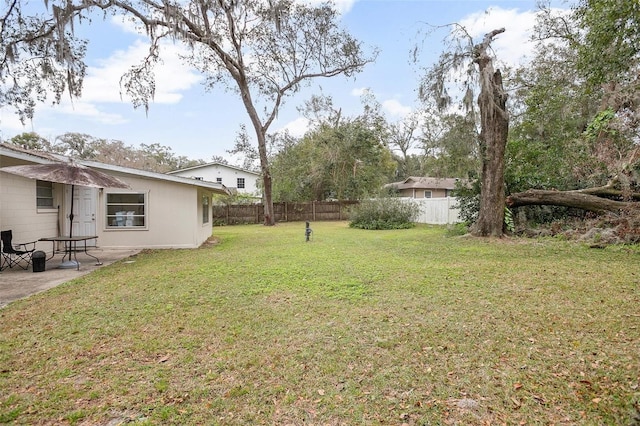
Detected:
left=387, top=176, right=460, bottom=190
left=0, top=143, right=229, bottom=194
left=167, top=162, right=260, bottom=177
left=82, top=160, right=229, bottom=194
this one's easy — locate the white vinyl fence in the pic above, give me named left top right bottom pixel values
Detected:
left=404, top=197, right=461, bottom=225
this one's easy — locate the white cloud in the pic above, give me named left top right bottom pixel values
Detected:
left=0, top=99, right=128, bottom=140
left=278, top=116, right=310, bottom=138
left=458, top=7, right=538, bottom=66
left=82, top=40, right=202, bottom=105
left=382, top=99, right=412, bottom=118
left=350, top=87, right=368, bottom=97
left=1, top=14, right=199, bottom=135
left=0, top=108, right=31, bottom=137
left=350, top=87, right=414, bottom=120
left=54, top=101, right=129, bottom=125
left=299, top=0, right=356, bottom=14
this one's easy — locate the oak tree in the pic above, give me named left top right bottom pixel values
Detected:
left=419, top=26, right=508, bottom=236
left=2, top=0, right=375, bottom=225
left=0, top=0, right=87, bottom=122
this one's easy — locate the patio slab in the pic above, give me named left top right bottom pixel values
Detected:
left=0, top=248, right=140, bottom=309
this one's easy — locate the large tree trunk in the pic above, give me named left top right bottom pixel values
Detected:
left=260, top=160, right=275, bottom=226
left=506, top=189, right=638, bottom=214
left=471, top=29, right=509, bottom=237
left=239, top=84, right=276, bottom=226
left=255, top=130, right=275, bottom=226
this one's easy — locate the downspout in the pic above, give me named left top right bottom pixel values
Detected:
left=57, top=205, right=61, bottom=237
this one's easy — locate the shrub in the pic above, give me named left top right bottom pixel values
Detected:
left=452, top=179, right=480, bottom=225
left=349, top=197, right=419, bottom=230
left=445, top=222, right=469, bottom=237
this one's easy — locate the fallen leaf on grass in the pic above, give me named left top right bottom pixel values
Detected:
left=510, top=397, right=521, bottom=408
left=532, top=394, right=546, bottom=404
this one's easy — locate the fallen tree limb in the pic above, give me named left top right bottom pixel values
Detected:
left=578, top=187, right=640, bottom=200
left=506, top=189, right=638, bottom=214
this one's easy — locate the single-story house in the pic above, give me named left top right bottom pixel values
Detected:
left=386, top=177, right=460, bottom=199
left=168, top=162, right=261, bottom=197
left=0, top=143, right=229, bottom=251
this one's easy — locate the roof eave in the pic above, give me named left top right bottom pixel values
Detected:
left=168, top=162, right=260, bottom=176
left=79, top=160, right=230, bottom=195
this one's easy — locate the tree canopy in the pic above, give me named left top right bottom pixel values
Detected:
left=271, top=116, right=395, bottom=202
left=498, top=0, right=640, bottom=239
left=6, top=132, right=204, bottom=173
left=0, top=0, right=87, bottom=122
left=510, top=0, right=640, bottom=189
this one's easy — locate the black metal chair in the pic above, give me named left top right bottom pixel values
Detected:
left=0, top=230, right=36, bottom=271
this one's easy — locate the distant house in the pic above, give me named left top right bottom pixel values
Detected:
left=0, top=143, right=228, bottom=250
left=168, top=162, right=261, bottom=197
left=386, top=177, right=459, bottom=199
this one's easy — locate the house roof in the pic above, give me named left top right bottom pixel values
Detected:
left=81, top=160, right=229, bottom=194
left=168, top=161, right=260, bottom=176
left=388, top=177, right=460, bottom=190
left=0, top=143, right=62, bottom=164
left=0, top=143, right=229, bottom=195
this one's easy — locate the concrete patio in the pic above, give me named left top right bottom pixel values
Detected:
left=0, top=248, right=140, bottom=308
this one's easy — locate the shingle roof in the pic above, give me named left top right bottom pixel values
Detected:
left=389, top=177, right=460, bottom=190
left=0, top=143, right=229, bottom=194
left=168, top=162, right=260, bottom=176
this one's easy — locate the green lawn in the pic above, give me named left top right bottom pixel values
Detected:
left=1, top=222, right=639, bottom=425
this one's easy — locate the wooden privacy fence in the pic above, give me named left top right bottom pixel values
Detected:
left=213, top=201, right=359, bottom=225
left=213, top=198, right=461, bottom=225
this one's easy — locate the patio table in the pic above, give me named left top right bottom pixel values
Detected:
left=39, top=236, right=101, bottom=270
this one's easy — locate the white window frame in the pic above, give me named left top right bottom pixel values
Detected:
left=237, top=177, right=245, bottom=189
left=202, top=195, right=210, bottom=224
left=105, top=192, right=148, bottom=229
left=424, top=190, right=432, bottom=198
left=36, top=180, right=55, bottom=209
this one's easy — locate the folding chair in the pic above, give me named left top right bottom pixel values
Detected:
left=0, top=230, right=36, bottom=271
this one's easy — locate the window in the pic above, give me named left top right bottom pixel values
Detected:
left=202, top=195, right=210, bottom=224
left=216, top=177, right=222, bottom=184
left=424, top=190, right=432, bottom=198
left=36, top=180, right=54, bottom=208
left=237, top=178, right=245, bottom=189
left=106, top=193, right=146, bottom=228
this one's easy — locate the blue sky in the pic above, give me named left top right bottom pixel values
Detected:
left=0, top=0, right=567, bottom=162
